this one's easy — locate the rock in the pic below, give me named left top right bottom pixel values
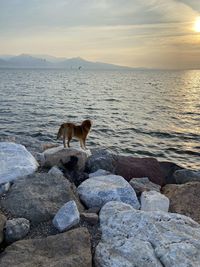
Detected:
left=53, top=200, right=80, bottom=232
left=80, top=212, right=99, bottom=225
left=140, top=190, right=169, bottom=212
left=85, top=149, right=116, bottom=173
left=114, top=156, right=165, bottom=186
left=0, top=227, right=92, bottom=267
left=78, top=174, right=140, bottom=209
left=174, top=169, right=200, bottom=184
left=95, top=201, right=200, bottom=267
left=89, top=169, right=111, bottom=178
left=48, top=166, right=63, bottom=176
left=0, top=173, right=84, bottom=224
left=162, top=182, right=200, bottom=224
left=5, top=218, right=30, bottom=243
left=130, top=177, right=161, bottom=195
left=0, top=213, right=6, bottom=244
left=42, top=146, right=90, bottom=171
left=0, top=182, right=11, bottom=196
left=34, top=152, right=45, bottom=166
left=159, top=161, right=183, bottom=184
left=0, top=142, right=39, bottom=185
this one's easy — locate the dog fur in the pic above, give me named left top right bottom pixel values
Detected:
left=57, top=119, right=92, bottom=149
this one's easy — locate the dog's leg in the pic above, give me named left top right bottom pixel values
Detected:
left=67, top=137, right=72, bottom=148
left=83, top=137, right=86, bottom=149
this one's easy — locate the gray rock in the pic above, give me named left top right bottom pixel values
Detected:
left=42, top=146, right=90, bottom=171
left=81, top=212, right=99, bottom=225
left=0, top=213, right=6, bottom=244
left=0, top=142, right=38, bottom=185
left=89, top=169, right=111, bottom=178
left=5, top=218, right=30, bottom=243
left=48, top=166, right=63, bottom=176
left=0, top=182, right=11, bottom=196
left=0, top=227, right=92, bottom=267
left=53, top=200, right=80, bottom=232
left=95, top=201, right=200, bottom=267
left=0, top=173, right=84, bottom=224
left=174, top=169, right=200, bottom=184
left=78, top=174, right=140, bottom=209
left=85, top=149, right=116, bottom=173
left=140, top=190, right=169, bottom=212
left=130, top=177, right=161, bottom=195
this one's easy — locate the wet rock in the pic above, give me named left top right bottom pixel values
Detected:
left=140, top=190, right=169, bottom=212
left=53, top=200, right=80, bottom=232
left=89, top=169, right=111, bottom=178
left=114, top=156, right=165, bottom=186
left=130, top=177, right=161, bottom=196
left=0, top=212, right=6, bottom=244
left=0, top=228, right=92, bottom=267
left=162, top=182, right=200, bottom=223
left=0, top=142, right=38, bottom=185
left=5, top=218, right=30, bottom=243
left=48, top=166, right=63, bottom=176
left=78, top=174, right=140, bottom=209
left=95, top=201, right=200, bottom=267
left=174, top=169, right=200, bottom=184
left=0, top=173, right=84, bottom=224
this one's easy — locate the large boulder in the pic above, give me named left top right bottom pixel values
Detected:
left=159, top=161, right=183, bottom=184
left=0, top=142, right=38, bottom=185
left=42, top=146, right=90, bottom=171
left=162, top=182, right=200, bottom=224
left=0, top=173, right=84, bottom=224
left=0, top=212, right=6, bottom=244
left=77, top=174, right=140, bottom=209
left=114, top=156, right=165, bottom=186
left=174, top=169, right=200, bottom=184
left=95, top=201, right=200, bottom=267
left=0, top=227, right=92, bottom=267
left=130, top=177, right=161, bottom=196
left=140, top=191, right=169, bottom=212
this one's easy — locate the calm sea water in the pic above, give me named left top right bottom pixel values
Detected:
left=0, top=68, right=199, bottom=169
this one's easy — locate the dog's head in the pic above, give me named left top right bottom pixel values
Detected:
left=57, top=123, right=65, bottom=140
left=81, top=119, right=92, bottom=132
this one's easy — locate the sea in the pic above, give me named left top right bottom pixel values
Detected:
left=0, top=68, right=200, bottom=170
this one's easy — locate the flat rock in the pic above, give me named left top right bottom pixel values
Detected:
left=78, top=174, right=140, bottom=209
left=140, top=190, right=169, bottom=212
left=0, top=142, right=38, bottom=185
left=130, top=177, right=161, bottom=195
left=174, top=169, right=200, bottom=184
left=0, top=173, right=84, bottom=224
left=0, top=227, right=92, bottom=267
left=162, top=182, right=200, bottom=223
left=95, top=201, right=200, bottom=267
left=5, top=218, right=30, bottom=243
left=42, top=146, right=90, bottom=171
left=0, top=212, right=6, bottom=244
left=53, top=200, right=80, bottom=232
left=114, top=156, right=165, bottom=186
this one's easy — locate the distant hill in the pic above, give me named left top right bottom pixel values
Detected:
left=0, top=54, right=134, bottom=70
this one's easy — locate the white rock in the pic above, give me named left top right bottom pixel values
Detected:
left=95, top=201, right=200, bottom=267
left=52, top=200, right=80, bottom=232
left=89, top=169, right=110, bottom=178
left=0, top=142, right=39, bottom=185
left=141, top=190, right=169, bottom=212
left=48, top=166, right=63, bottom=176
left=77, top=174, right=140, bottom=209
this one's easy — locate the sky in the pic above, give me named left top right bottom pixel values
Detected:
left=0, top=0, right=200, bottom=69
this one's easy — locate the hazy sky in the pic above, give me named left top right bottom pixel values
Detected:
left=0, top=0, right=200, bottom=69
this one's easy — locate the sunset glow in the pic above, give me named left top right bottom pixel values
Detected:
left=194, top=17, right=200, bottom=32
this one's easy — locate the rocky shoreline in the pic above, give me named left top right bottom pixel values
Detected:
left=0, top=137, right=200, bottom=266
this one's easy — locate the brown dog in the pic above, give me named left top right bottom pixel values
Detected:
left=57, top=119, right=92, bottom=149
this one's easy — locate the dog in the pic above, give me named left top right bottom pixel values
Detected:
left=57, top=119, right=92, bottom=149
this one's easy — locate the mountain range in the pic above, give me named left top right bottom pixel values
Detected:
left=0, top=54, right=134, bottom=70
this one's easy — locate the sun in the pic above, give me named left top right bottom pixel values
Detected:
left=194, top=17, right=200, bottom=32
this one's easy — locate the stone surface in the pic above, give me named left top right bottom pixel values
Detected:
left=0, top=182, right=11, bottom=196
left=42, top=146, right=90, bottom=171
left=159, top=161, right=183, bottom=184
left=0, top=227, right=92, bottom=267
left=53, top=200, right=80, bottom=232
left=5, top=218, right=30, bottom=243
left=80, top=212, right=99, bottom=225
left=141, top=190, right=169, bottom=212
left=114, top=156, right=165, bottom=186
left=78, top=174, right=140, bottom=209
left=162, top=182, right=200, bottom=224
left=95, top=201, right=200, bottom=267
left=89, top=169, right=111, bottom=178
left=174, top=169, right=200, bottom=184
left=130, top=177, right=161, bottom=195
left=0, top=212, right=6, bottom=244
left=0, top=142, right=38, bottom=185
left=0, top=173, right=84, bottom=224
left=85, top=149, right=116, bottom=173
left=48, top=166, right=63, bottom=176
